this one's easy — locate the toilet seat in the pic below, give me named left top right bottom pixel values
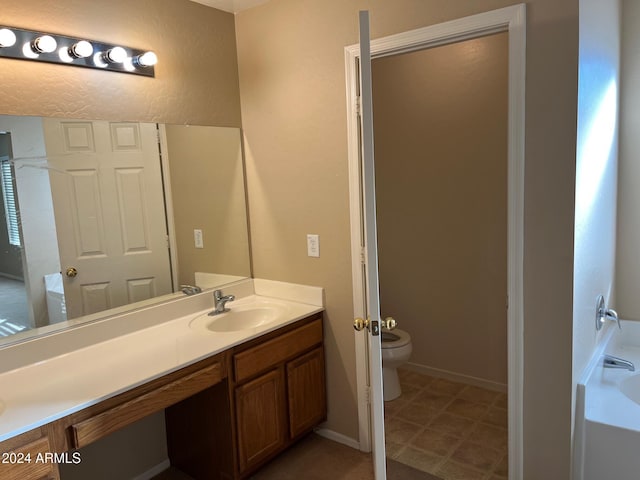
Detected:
left=381, top=328, right=411, bottom=349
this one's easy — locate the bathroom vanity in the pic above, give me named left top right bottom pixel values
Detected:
left=167, top=313, right=325, bottom=478
left=0, top=281, right=325, bottom=480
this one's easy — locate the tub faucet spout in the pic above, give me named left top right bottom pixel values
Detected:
left=603, top=354, right=635, bottom=372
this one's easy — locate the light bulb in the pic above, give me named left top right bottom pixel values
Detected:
left=123, top=57, right=136, bottom=72
left=70, top=40, right=93, bottom=58
left=32, top=35, right=57, bottom=53
left=0, top=28, right=16, bottom=48
left=58, top=47, right=73, bottom=63
left=93, top=51, right=107, bottom=68
left=22, top=42, right=39, bottom=59
left=135, top=51, right=157, bottom=67
left=104, top=46, right=127, bottom=64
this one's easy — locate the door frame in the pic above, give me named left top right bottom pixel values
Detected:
left=344, top=4, right=526, bottom=479
left=157, top=124, right=180, bottom=292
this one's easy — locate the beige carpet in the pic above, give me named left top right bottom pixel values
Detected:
left=153, top=433, right=439, bottom=480
left=0, top=276, right=29, bottom=336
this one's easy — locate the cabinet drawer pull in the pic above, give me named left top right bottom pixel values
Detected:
left=71, top=362, right=222, bottom=449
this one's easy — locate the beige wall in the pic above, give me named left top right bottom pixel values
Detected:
left=373, top=33, right=508, bottom=387
left=236, top=1, right=578, bottom=478
left=1, top=0, right=241, bottom=127
left=165, top=125, right=251, bottom=287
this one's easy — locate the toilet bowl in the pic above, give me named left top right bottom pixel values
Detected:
left=381, top=328, right=412, bottom=401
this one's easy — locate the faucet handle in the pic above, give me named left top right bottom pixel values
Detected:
left=180, top=284, right=202, bottom=295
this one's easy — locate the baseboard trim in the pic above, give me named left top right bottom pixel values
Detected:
left=0, top=272, right=23, bottom=281
left=405, top=362, right=507, bottom=393
left=314, top=427, right=360, bottom=450
left=132, top=459, right=171, bottom=480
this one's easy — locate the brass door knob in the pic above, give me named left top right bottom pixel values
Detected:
left=65, top=267, right=78, bottom=278
left=353, top=317, right=370, bottom=331
left=382, top=316, right=397, bottom=330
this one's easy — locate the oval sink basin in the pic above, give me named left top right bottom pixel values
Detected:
left=190, top=300, right=292, bottom=333
left=206, top=307, right=280, bottom=332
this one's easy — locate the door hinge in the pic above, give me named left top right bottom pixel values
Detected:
left=356, top=96, right=362, bottom=116
left=360, top=247, right=366, bottom=265
left=364, top=385, right=371, bottom=405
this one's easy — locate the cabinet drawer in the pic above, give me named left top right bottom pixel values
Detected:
left=71, top=361, right=223, bottom=449
left=0, top=436, right=57, bottom=480
left=234, top=318, right=322, bottom=383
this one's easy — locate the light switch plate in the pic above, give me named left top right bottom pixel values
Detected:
left=307, top=234, right=320, bottom=257
left=194, top=229, right=204, bottom=249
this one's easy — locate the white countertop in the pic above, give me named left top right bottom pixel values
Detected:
left=0, top=280, right=323, bottom=443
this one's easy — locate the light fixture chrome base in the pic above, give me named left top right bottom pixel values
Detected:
left=0, top=25, right=155, bottom=77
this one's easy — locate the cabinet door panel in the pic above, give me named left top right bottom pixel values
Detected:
left=287, top=347, right=326, bottom=438
left=235, top=368, right=287, bottom=473
left=0, top=435, right=59, bottom=480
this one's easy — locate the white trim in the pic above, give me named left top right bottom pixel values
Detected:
left=131, top=459, right=171, bottom=480
left=157, top=124, right=179, bottom=293
left=404, top=362, right=508, bottom=394
left=345, top=22, right=372, bottom=453
left=344, top=5, right=526, bottom=480
left=0, top=272, right=23, bottom=281
left=314, top=427, right=361, bottom=450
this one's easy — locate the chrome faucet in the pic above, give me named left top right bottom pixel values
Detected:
left=209, top=289, right=235, bottom=316
left=180, top=284, right=202, bottom=295
left=603, top=354, right=635, bottom=372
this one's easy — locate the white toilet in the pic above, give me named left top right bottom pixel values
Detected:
left=381, top=328, right=413, bottom=401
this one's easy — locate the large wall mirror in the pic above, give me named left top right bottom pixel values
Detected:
left=0, top=115, right=251, bottom=347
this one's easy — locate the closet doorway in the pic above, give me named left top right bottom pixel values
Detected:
left=373, top=32, right=508, bottom=479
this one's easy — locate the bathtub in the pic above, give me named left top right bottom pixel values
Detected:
left=575, top=320, right=640, bottom=480
left=44, top=272, right=67, bottom=324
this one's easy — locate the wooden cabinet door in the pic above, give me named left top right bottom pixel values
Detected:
left=235, top=368, right=287, bottom=474
left=0, top=434, right=59, bottom=480
left=287, top=347, right=326, bottom=439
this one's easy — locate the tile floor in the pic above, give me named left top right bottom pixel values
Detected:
left=385, top=367, right=508, bottom=480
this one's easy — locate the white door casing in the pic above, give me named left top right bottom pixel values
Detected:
left=345, top=5, right=526, bottom=479
left=43, top=119, right=173, bottom=319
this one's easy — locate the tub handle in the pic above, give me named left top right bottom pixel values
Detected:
left=606, top=308, right=621, bottom=329
left=596, top=295, right=621, bottom=331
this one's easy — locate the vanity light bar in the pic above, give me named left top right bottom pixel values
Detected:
left=0, top=26, right=156, bottom=77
